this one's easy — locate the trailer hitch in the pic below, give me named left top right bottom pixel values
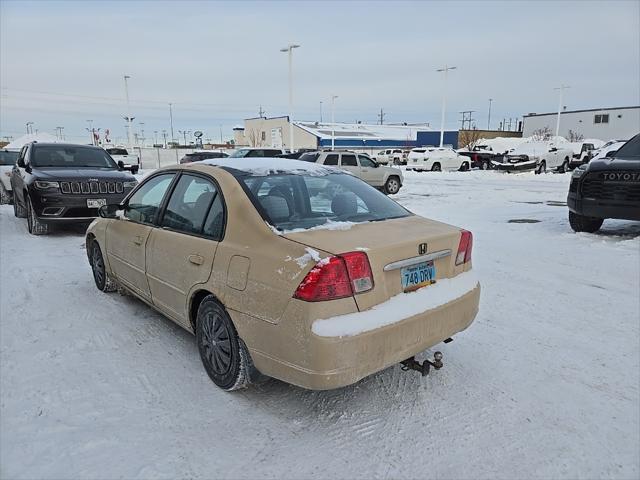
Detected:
left=400, top=351, right=444, bottom=377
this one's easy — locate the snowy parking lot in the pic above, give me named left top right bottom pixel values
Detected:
left=1, top=170, right=638, bottom=479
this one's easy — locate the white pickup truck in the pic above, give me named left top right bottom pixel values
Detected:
left=104, top=147, right=140, bottom=172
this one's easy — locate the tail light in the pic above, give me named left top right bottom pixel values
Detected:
left=455, top=230, right=473, bottom=265
left=294, top=252, right=374, bottom=302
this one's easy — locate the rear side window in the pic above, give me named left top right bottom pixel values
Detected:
left=323, top=154, right=339, bottom=165
left=161, top=174, right=218, bottom=235
left=202, top=194, right=225, bottom=240
left=126, top=173, right=175, bottom=224
left=341, top=154, right=357, bottom=166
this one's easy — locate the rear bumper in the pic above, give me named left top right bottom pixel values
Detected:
left=243, top=282, right=480, bottom=390
left=568, top=192, right=640, bottom=221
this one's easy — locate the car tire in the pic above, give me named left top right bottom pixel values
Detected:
left=569, top=211, right=604, bottom=233
left=90, top=242, right=117, bottom=292
left=384, top=176, right=401, bottom=195
left=560, top=159, right=570, bottom=173
left=0, top=185, right=11, bottom=205
left=459, top=161, right=470, bottom=172
left=431, top=163, right=442, bottom=172
left=13, top=190, right=27, bottom=218
left=481, top=161, right=490, bottom=170
left=535, top=161, right=546, bottom=175
left=26, top=195, right=49, bottom=235
left=196, top=296, right=250, bottom=391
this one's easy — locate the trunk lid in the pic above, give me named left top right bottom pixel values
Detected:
left=283, top=215, right=463, bottom=311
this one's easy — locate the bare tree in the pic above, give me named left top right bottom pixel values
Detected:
left=567, top=129, right=584, bottom=142
left=532, top=126, right=552, bottom=141
left=247, top=129, right=264, bottom=147
left=459, top=129, right=483, bottom=150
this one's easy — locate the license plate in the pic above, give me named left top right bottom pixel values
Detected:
left=401, top=261, right=436, bottom=292
left=87, top=199, right=106, bottom=208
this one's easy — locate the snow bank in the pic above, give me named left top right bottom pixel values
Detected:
left=312, top=270, right=479, bottom=337
left=201, top=157, right=341, bottom=177
left=281, top=219, right=357, bottom=234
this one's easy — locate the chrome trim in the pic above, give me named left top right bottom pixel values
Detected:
left=383, top=249, right=452, bottom=272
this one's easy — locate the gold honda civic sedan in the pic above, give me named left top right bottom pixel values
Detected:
left=86, top=158, right=480, bottom=391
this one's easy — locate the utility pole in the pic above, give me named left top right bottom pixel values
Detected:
left=378, top=108, right=385, bottom=125
left=123, top=75, right=133, bottom=152
left=26, top=122, right=34, bottom=134
left=331, top=94, right=338, bottom=151
left=554, top=84, right=570, bottom=139
left=487, top=98, right=493, bottom=130
left=139, top=122, right=145, bottom=146
left=179, top=130, right=190, bottom=146
left=258, top=105, right=266, bottom=118
left=319, top=101, right=323, bottom=123
left=280, top=43, right=301, bottom=152
left=459, top=111, right=475, bottom=130
left=436, top=65, right=457, bottom=147
left=154, top=130, right=158, bottom=145
left=169, top=102, right=175, bottom=145
left=219, top=125, right=223, bottom=144
left=162, top=130, right=168, bottom=148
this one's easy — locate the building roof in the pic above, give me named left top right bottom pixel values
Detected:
left=293, top=122, right=431, bottom=141
left=523, top=105, right=640, bottom=118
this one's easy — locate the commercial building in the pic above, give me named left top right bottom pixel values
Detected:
left=233, top=116, right=461, bottom=152
left=522, top=106, right=639, bottom=140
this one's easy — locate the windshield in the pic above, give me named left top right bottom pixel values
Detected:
left=32, top=146, right=118, bottom=169
left=611, top=134, right=640, bottom=160
left=229, top=149, right=249, bottom=158
left=0, top=150, right=18, bottom=166
left=241, top=172, right=410, bottom=231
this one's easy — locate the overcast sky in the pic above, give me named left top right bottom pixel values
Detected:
left=1, top=0, right=638, bottom=144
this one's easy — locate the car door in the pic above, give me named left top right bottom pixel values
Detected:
left=106, top=172, right=176, bottom=301
left=357, top=154, right=382, bottom=186
left=146, top=173, right=223, bottom=326
left=340, top=153, right=361, bottom=178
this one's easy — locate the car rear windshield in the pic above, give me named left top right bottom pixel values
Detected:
left=32, top=146, right=118, bottom=169
left=106, top=148, right=128, bottom=155
left=298, top=152, right=320, bottom=162
left=0, top=150, right=18, bottom=165
left=612, top=134, right=640, bottom=160
left=240, top=172, right=411, bottom=231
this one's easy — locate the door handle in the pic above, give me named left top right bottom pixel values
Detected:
left=188, top=254, right=204, bottom=265
left=133, top=235, right=144, bottom=246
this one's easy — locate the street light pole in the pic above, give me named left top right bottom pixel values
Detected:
left=436, top=65, right=456, bottom=147
left=320, top=101, right=323, bottom=123
left=280, top=44, right=300, bottom=152
left=554, top=84, right=570, bottom=139
left=123, top=75, right=133, bottom=151
left=331, top=95, right=338, bottom=151
left=86, top=119, right=94, bottom=145
left=169, top=103, right=175, bottom=146
left=487, top=98, right=493, bottom=130
left=26, top=122, right=34, bottom=134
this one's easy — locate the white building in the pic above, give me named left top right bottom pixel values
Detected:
left=522, top=106, right=639, bottom=141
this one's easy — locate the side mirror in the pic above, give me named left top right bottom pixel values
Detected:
left=549, top=147, right=558, bottom=152
left=605, top=150, right=617, bottom=158
left=99, top=204, right=122, bottom=219
left=117, top=160, right=125, bottom=170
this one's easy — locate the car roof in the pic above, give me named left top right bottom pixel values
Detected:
left=28, top=142, right=101, bottom=149
left=198, top=156, right=344, bottom=176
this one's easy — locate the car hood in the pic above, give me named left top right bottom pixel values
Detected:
left=587, top=158, right=640, bottom=172
left=33, top=167, right=135, bottom=181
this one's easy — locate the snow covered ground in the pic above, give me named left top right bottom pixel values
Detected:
left=1, top=170, right=638, bottom=479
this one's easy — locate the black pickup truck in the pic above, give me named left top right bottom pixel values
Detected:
left=567, top=134, right=640, bottom=232
left=458, top=146, right=503, bottom=170
left=10, top=142, right=138, bottom=235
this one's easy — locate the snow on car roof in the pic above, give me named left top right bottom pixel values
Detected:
left=200, top=157, right=343, bottom=176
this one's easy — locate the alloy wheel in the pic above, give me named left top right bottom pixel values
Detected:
left=201, top=311, right=232, bottom=375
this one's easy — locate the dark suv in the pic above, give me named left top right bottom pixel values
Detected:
left=10, top=142, right=138, bottom=235
left=179, top=151, right=228, bottom=164
left=567, top=133, right=640, bottom=233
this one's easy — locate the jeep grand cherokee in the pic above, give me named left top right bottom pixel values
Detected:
left=10, top=142, right=138, bottom=235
